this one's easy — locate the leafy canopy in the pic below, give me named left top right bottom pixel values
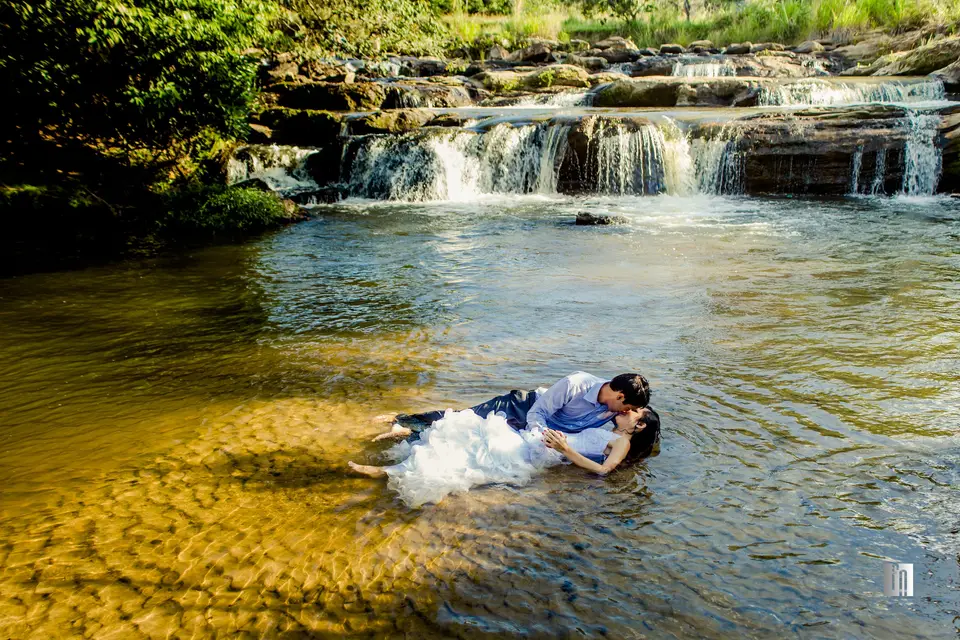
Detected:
left=1, top=0, right=282, bottom=153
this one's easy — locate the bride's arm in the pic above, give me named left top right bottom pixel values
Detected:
left=542, top=430, right=630, bottom=476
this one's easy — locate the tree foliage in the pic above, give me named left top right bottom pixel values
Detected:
left=0, top=0, right=282, bottom=154
left=284, top=0, right=449, bottom=57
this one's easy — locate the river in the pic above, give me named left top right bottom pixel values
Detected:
left=1, top=192, right=958, bottom=637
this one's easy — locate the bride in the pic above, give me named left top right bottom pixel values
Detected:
left=348, top=407, right=660, bottom=507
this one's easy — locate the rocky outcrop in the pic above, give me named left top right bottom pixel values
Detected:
left=725, top=42, right=752, bottom=55
left=472, top=65, right=591, bottom=93
left=346, top=109, right=434, bottom=135
left=794, top=40, right=824, bottom=54
left=722, top=105, right=917, bottom=195
left=269, top=81, right=388, bottom=111
left=937, top=105, right=960, bottom=193
left=575, top=212, right=629, bottom=225
left=592, top=78, right=761, bottom=107
left=869, top=37, right=960, bottom=76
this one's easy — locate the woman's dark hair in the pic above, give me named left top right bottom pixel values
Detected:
left=627, top=406, right=660, bottom=459
left=609, top=373, right=650, bottom=408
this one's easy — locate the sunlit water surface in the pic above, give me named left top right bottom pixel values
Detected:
left=1, top=195, right=958, bottom=638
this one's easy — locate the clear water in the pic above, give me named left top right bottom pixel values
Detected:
left=1, top=194, right=959, bottom=637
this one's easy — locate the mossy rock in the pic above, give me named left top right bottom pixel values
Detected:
left=268, top=81, right=387, bottom=111
left=591, top=79, right=680, bottom=108
left=348, top=109, right=434, bottom=135
left=472, top=70, right=524, bottom=93
left=256, top=108, right=342, bottom=146
left=525, top=65, right=591, bottom=89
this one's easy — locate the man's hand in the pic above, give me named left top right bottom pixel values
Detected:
left=542, top=429, right=570, bottom=454
left=372, top=425, right=412, bottom=442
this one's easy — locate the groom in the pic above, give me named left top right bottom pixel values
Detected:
left=378, top=371, right=650, bottom=441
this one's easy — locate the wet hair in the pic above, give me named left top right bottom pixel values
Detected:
left=627, top=406, right=660, bottom=460
left=609, top=373, right=650, bottom=408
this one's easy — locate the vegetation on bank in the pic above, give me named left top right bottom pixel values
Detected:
left=445, top=0, right=960, bottom=51
left=2, top=0, right=958, bottom=270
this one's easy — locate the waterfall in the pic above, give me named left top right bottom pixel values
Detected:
left=900, top=111, right=942, bottom=195
left=850, top=146, right=863, bottom=194
left=346, top=122, right=572, bottom=201
left=672, top=61, right=735, bottom=78
left=594, top=121, right=669, bottom=195
left=689, top=127, right=744, bottom=195
left=871, top=149, right=887, bottom=195
left=847, top=112, right=941, bottom=197
left=513, top=92, right=592, bottom=107
left=226, top=145, right=317, bottom=195
left=758, top=78, right=946, bottom=106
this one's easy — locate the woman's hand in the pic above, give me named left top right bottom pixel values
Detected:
left=542, top=429, right=570, bottom=454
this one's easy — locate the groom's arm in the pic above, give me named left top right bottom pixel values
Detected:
left=525, top=374, right=580, bottom=431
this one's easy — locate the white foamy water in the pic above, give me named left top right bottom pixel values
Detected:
left=226, top=145, right=317, bottom=194
left=511, top=92, right=592, bottom=107
left=758, top=78, right=946, bottom=106
left=672, top=61, right=735, bottom=77
left=346, top=122, right=573, bottom=200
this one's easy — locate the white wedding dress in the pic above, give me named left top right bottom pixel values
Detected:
left=383, top=409, right=621, bottom=507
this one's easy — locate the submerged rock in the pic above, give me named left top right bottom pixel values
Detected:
left=575, top=212, right=629, bottom=225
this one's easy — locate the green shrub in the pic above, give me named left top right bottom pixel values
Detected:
left=168, top=185, right=290, bottom=235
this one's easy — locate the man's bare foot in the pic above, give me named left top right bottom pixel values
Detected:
left=348, top=461, right=388, bottom=478
left=372, top=424, right=412, bottom=442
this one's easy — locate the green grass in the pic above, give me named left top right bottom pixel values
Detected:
left=444, top=0, right=960, bottom=54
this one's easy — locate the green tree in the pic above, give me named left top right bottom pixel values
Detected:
left=0, top=0, right=282, bottom=158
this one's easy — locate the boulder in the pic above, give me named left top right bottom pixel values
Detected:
left=568, top=55, right=609, bottom=72
left=381, top=81, right=475, bottom=108
left=568, top=39, right=591, bottom=52
left=631, top=56, right=676, bottom=77
left=725, top=42, right=753, bottom=55
left=520, top=41, right=553, bottom=63
left=794, top=40, right=825, bottom=54
left=597, top=48, right=642, bottom=63
left=299, top=60, right=356, bottom=84
left=933, top=58, right=960, bottom=90
left=346, top=109, right=434, bottom=135
left=263, top=61, right=299, bottom=83
left=256, top=108, right=342, bottom=147
left=870, top=36, right=960, bottom=76
left=488, top=45, right=510, bottom=61
left=588, top=71, right=629, bottom=86
left=750, top=42, right=785, bottom=53
left=659, top=43, right=686, bottom=55
left=595, top=36, right=638, bottom=51
left=527, top=65, right=592, bottom=89
left=937, top=106, right=960, bottom=193
left=832, top=34, right=893, bottom=67
left=639, top=48, right=659, bottom=56
left=575, top=212, right=629, bottom=225
left=269, top=81, right=387, bottom=111
left=591, top=77, right=760, bottom=108
left=472, top=65, right=591, bottom=93
left=415, top=57, right=448, bottom=77
left=690, top=40, right=714, bottom=49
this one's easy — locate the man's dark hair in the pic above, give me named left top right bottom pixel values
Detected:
left=609, top=373, right=650, bottom=408
left=628, top=406, right=660, bottom=459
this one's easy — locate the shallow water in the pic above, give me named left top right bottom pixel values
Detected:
left=1, top=194, right=959, bottom=637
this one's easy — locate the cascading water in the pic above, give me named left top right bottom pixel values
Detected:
left=671, top=61, right=735, bottom=78
left=758, top=78, right=946, bottom=106
left=512, top=92, right=592, bottom=107
left=593, top=121, right=669, bottom=195
left=346, top=122, right=573, bottom=201
left=900, top=111, right=942, bottom=195
left=847, top=110, right=942, bottom=196
left=226, top=145, right=318, bottom=195
left=689, top=127, right=744, bottom=195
